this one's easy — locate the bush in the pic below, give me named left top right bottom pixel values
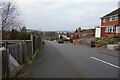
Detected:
left=96, top=40, right=106, bottom=47
left=18, top=32, right=30, bottom=40
left=96, top=37, right=120, bottom=47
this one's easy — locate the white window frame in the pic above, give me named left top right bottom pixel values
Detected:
left=105, top=27, right=108, bottom=32
left=109, top=26, right=113, bottom=32
left=116, top=26, right=120, bottom=33
left=113, top=27, right=116, bottom=32
left=103, top=18, right=106, bottom=22
left=114, top=16, right=118, bottom=21
left=109, top=17, right=113, bottom=22
left=109, top=14, right=118, bottom=22
left=105, top=26, right=115, bottom=33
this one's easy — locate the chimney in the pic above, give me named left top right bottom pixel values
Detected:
left=77, top=27, right=81, bottom=38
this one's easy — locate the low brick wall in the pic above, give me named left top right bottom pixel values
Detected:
left=73, top=39, right=80, bottom=45
left=86, top=41, right=90, bottom=47
left=64, top=41, right=71, bottom=43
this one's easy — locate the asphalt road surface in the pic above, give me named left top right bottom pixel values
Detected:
left=28, top=41, right=119, bottom=78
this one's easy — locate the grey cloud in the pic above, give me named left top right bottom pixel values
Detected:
left=18, top=2, right=118, bottom=31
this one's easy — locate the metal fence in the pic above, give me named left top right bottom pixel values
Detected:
left=0, top=34, right=42, bottom=79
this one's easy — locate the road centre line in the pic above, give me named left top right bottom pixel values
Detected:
left=91, top=56, right=120, bottom=69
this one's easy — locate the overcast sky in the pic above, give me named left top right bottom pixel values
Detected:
left=16, top=0, right=119, bottom=31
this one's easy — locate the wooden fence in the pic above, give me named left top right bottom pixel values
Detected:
left=0, top=34, right=42, bottom=79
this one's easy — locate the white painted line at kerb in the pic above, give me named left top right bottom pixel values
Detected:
left=91, top=56, right=120, bottom=69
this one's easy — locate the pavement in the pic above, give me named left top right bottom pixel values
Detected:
left=28, top=42, right=83, bottom=78
left=28, top=41, right=120, bottom=78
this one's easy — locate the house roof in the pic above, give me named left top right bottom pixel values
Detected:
left=59, top=32, right=66, bottom=35
left=101, top=8, right=120, bottom=19
left=70, top=33, right=74, bottom=35
left=81, top=29, right=94, bottom=34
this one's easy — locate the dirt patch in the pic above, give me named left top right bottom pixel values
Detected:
left=13, top=59, right=33, bottom=79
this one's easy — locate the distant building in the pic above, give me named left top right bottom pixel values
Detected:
left=74, top=27, right=95, bottom=38
left=96, top=8, right=120, bottom=38
left=70, top=32, right=74, bottom=38
left=81, top=29, right=95, bottom=36
left=58, top=32, right=67, bottom=39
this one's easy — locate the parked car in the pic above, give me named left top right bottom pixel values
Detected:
left=58, top=39, right=64, bottom=43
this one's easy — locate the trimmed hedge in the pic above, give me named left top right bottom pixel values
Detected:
left=96, top=37, right=120, bottom=47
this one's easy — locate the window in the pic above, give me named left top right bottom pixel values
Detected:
left=109, top=27, right=112, bottom=32
left=105, top=27, right=108, bottom=32
left=113, top=27, right=115, bottom=32
left=109, top=17, right=113, bottom=22
left=114, top=16, right=118, bottom=20
left=103, top=18, right=106, bottom=22
left=105, top=26, right=115, bottom=32
left=109, top=15, right=118, bottom=22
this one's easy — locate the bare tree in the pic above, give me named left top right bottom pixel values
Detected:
left=0, top=0, right=20, bottom=31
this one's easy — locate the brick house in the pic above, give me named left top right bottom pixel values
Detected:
left=100, top=8, right=120, bottom=37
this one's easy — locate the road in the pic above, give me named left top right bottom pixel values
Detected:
left=28, top=41, right=119, bottom=78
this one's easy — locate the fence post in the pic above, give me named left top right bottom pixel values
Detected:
left=33, top=35, right=36, bottom=58
left=2, top=42, right=10, bottom=78
left=19, top=43, right=23, bottom=64
left=31, top=34, right=34, bottom=59
left=24, top=41, right=27, bottom=62
left=6, top=42, right=10, bottom=78
left=22, top=42, right=26, bottom=63
left=0, top=47, right=5, bottom=79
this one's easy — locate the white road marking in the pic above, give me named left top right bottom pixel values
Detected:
left=91, top=56, right=120, bottom=69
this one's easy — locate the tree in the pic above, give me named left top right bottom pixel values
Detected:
left=20, top=26, right=27, bottom=32
left=67, top=32, right=70, bottom=37
left=11, top=28, right=18, bottom=39
left=75, top=29, right=78, bottom=33
left=0, top=0, right=19, bottom=31
left=18, top=26, right=30, bottom=40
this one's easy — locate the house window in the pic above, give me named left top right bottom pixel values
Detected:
left=116, top=26, right=120, bottom=33
left=105, top=26, right=115, bottom=32
left=103, top=18, right=106, bottom=22
left=114, top=16, right=118, bottom=20
left=113, top=27, right=115, bottom=32
left=109, top=17, right=113, bottom=22
left=109, top=27, right=112, bottom=32
left=109, top=15, right=118, bottom=22
left=105, top=27, right=108, bottom=32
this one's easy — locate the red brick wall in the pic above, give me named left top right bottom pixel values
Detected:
left=101, top=16, right=120, bottom=38
left=105, top=33, right=120, bottom=37
left=115, top=33, right=120, bottom=37
left=105, top=33, right=115, bottom=37
left=117, top=16, right=120, bottom=24
left=101, top=27, right=106, bottom=37
left=101, top=17, right=119, bottom=26
left=73, top=39, right=80, bottom=45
